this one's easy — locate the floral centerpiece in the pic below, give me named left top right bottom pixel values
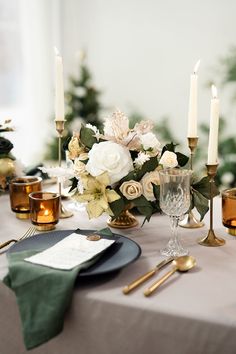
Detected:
left=65, top=110, right=217, bottom=226
left=0, top=119, right=23, bottom=191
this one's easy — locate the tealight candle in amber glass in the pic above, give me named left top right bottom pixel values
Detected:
left=9, top=176, right=42, bottom=219
left=222, top=188, right=236, bottom=236
left=29, top=192, right=60, bottom=231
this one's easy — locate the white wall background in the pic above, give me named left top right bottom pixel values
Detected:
left=5, top=0, right=236, bottom=165
left=61, top=0, right=236, bottom=144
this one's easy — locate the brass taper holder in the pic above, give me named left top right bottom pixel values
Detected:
left=55, top=120, right=73, bottom=219
left=198, top=164, right=225, bottom=246
left=179, top=137, right=204, bottom=228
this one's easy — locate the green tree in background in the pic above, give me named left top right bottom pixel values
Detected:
left=45, top=53, right=102, bottom=160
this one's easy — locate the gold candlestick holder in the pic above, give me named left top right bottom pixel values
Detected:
left=55, top=120, right=73, bottom=219
left=179, top=137, right=204, bottom=228
left=198, top=164, right=225, bottom=246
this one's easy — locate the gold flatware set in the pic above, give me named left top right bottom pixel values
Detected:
left=123, top=255, right=196, bottom=297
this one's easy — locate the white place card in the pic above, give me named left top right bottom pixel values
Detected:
left=24, top=233, right=115, bottom=270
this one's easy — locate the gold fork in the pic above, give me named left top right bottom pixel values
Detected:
left=0, top=226, right=36, bottom=250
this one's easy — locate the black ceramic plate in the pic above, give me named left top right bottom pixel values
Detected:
left=8, top=229, right=141, bottom=277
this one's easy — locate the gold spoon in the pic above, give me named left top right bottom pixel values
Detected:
left=144, top=255, right=196, bottom=297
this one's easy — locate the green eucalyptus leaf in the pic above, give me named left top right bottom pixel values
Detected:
left=152, top=183, right=160, bottom=201
left=109, top=197, right=126, bottom=218
left=80, top=126, right=97, bottom=149
left=136, top=156, right=159, bottom=179
left=192, top=189, right=209, bottom=221
left=69, top=177, right=78, bottom=192
left=193, top=176, right=219, bottom=199
left=176, top=152, right=189, bottom=167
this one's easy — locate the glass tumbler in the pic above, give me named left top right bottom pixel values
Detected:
left=29, top=192, right=60, bottom=231
left=9, top=176, right=42, bottom=219
left=222, top=188, right=236, bottom=236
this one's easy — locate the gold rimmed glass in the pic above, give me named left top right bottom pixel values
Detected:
left=29, top=192, right=60, bottom=231
left=9, top=176, right=42, bottom=219
left=222, top=188, right=236, bottom=236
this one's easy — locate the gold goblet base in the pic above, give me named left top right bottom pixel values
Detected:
left=179, top=211, right=204, bottom=229
left=16, top=212, right=30, bottom=220
left=35, top=223, right=56, bottom=231
left=107, top=209, right=138, bottom=229
left=198, top=229, right=225, bottom=247
left=227, top=228, right=236, bottom=236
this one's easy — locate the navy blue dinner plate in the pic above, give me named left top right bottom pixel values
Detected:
left=8, top=229, right=141, bottom=277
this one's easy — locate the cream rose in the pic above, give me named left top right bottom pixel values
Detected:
left=120, top=180, right=143, bottom=200
left=141, top=171, right=160, bottom=201
left=86, top=141, right=133, bottom=184
left=159, top=151, right=178, bottom=169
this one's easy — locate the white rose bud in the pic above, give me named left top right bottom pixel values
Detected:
left=141, top=171, right=160, bottom=201
left=140, top=132, right=162, bottom=151
left=86, top=141, right=133, bottom=184
left=120, top=180, right=143, bottom=200
left=159, top=151, right=178, bottom=169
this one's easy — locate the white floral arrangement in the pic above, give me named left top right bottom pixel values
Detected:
left=65, top=110, right=215, bottom=222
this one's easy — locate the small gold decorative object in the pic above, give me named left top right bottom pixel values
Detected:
left=86, top=234, right=101, bottom=241
left=55, top=120, right=73, bottom=219
left=107, top=206, right=138, bottom=229
left=29, top=191, right=60, bottom=231
left=222, top=188, right=236, bottom=236
left=198, top=164, right=225, bottom=246
left=179, top=137, right=204, bottom=229
left=9, top=176, right=42, bottom=219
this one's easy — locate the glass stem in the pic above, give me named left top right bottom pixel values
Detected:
left=170, top=216, right=179, bottom=244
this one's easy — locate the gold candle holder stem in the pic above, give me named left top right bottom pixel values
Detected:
left=179, top=137, right=204, bottom=229
left=55, top=120, right=73, bottom=219
left=198, top=164, right=225, bottom=247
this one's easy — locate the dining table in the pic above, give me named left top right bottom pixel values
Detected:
left=1, top=191, right=236, bottom=354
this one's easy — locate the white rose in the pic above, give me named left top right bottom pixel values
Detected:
left=141, top=171, right=160, bottom=201
left=120, top=180, right=143, bottom=200
left=140, top=132, right=162, bottom=152
left=86, top=141, right=133, bottom=184
left=159, top=151, right=178, bottom=169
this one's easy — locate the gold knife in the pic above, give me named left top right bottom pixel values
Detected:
left=122, top=257, right=174, bottom=294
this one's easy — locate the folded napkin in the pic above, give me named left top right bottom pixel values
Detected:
left=3, top=228, right=115, bottom=350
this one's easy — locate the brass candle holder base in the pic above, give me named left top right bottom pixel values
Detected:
left=198, top=229, right=225, bottom=247
left=179, top=210, right=204, bottom=229
left=60, top=204, right=73, bottom=219
left=198, top=164, right=225, bottom=247
left=107, top=209, right=138, bottom=229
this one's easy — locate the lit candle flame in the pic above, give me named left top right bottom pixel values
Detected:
left=193, top=59, right=201, bottom=74
left=211, top=85, right=218, bottom=99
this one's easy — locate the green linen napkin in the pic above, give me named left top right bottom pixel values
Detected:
left=3, top=228, right=114, bottom=350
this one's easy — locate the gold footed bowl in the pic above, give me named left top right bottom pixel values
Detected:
left=107, top=208, right=139, bottom=229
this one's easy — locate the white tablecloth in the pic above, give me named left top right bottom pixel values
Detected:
left=0, top=193, right=236, bottom=354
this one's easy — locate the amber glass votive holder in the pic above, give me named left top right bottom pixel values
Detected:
left=29, top=192, right=60, bottom=231
left=9, top=176, right=42, bottom=219
left=222, top=188, right=236, bottom=236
